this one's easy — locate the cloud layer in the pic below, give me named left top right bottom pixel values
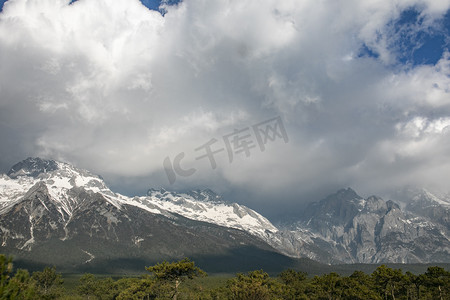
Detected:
left=1, top=0, right=450, bottom=217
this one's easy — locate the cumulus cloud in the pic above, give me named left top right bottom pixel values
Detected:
left=0, top=0, right=450, bottom=218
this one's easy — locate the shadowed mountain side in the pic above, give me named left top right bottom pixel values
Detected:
left=12, top=246, right=327, bottom=275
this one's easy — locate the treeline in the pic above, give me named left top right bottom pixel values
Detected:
left=1, top=255, right=449, bottom=299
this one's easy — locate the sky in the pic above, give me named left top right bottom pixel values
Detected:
left=0, top=0, right=450, bottom=220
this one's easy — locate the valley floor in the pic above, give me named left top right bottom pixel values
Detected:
left=2, top=254, right=449, bottom=299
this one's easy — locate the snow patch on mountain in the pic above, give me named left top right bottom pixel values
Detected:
left=118, top=190, right=278, bottom=239
left=0, top=158, right=280, bottom=246
left=0, top=158, right=119, bottom=214
left=2, top=158, right=449, bottom=264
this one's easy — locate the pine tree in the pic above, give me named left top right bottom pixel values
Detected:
left=146, top=258, right=206, bottom=300
left=32, top=266, right=64, bottom=299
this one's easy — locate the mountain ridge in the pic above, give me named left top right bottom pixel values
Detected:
left=1, top=157, right=449, bottom=270
left=0, top=157, right=291, bottom=273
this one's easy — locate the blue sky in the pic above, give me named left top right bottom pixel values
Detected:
left=1, top=0, right=450, bottom=217
left=357, top=7, right=450, bottom=66
left=398, top=9, right=449, bottom=64
left=1, top=0, right=447, bottom=66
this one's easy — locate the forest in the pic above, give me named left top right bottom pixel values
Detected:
left=0, top=255, right=449, bottom=299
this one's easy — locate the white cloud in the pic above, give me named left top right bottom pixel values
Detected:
left=0, top=0, right=450, bottom=216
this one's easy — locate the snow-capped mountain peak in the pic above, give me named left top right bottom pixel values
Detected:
left=0, top=157, right=117, bottom=214
left=120, top=188, right=278, bottom=239
left=1, top=158, right=279, bottom=245
left=7, top=157, right=59, bottom=179
left=411, top=188, right=450, bottom=207
left=393, top=186, right=450, bottom=209
left=5, top=157, right=109, bottom=192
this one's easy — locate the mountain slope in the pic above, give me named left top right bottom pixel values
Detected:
left=0, top=158, right=290, bottom=273
left=1, top=158, right=449, bottom=268
left=1, top=158, right=278, bottom=243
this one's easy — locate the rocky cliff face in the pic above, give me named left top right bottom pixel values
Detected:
left=281, top=188, right=450, bottom=264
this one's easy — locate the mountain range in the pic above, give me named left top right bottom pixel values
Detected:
left=0, top=158, right=449, bottom=273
